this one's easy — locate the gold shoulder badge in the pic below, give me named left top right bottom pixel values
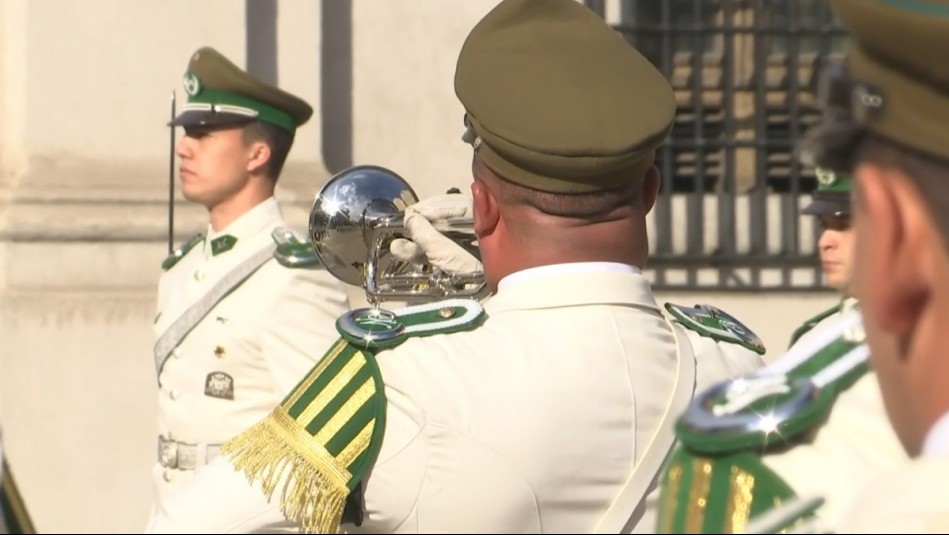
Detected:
left=222, top=298, right=485, bottom=533
left=161, top=233, right=204, bottom=271
left=665, top=303, right=766, bottom=355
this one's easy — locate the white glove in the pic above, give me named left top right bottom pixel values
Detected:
left=389, top=193, right=483, bottom=275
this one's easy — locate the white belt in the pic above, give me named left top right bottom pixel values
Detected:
left=158, top=436, right=221, bottom=470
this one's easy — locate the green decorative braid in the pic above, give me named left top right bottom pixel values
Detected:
left=188, top=88, right=296, bottom=132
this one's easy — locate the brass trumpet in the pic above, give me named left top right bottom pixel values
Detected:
left=308, top=165, right=486, bottom=305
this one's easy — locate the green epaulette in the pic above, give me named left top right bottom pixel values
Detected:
left=222, top=299, right=486, bottom=534
left=657, top=304, right=869, bottom=534
left=665, top=303, right=767, bottom=355
left=271, top=227, right=320, bottom=268
left=787, top=302, right=843, bottom=348
left=161, top=234, right=204, bottom=271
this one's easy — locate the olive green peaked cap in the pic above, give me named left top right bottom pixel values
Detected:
left=170, top=47, right=313, bottom=133
left=831, top=0, right=949, bottom=162
left=802, top=168, right=853, bottom=216
left=455, top=0, right=677, bottom=193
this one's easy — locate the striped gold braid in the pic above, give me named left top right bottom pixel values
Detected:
left=222, top=338, right=386, bottom=534
left=222, top=300, right=485, bottom=534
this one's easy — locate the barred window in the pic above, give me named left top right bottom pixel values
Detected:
left=588, top=0, right=848, bottom=291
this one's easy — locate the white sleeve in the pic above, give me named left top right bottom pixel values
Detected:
left=146, top=458, right=296, bottom=534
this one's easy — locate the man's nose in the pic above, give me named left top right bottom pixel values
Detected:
left=175, top=136, right=191, bottom=159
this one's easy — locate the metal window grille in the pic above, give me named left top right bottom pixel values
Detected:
left=586, top=0, right=848, bottom=291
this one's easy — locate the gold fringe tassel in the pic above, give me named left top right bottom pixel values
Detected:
left=222, top=409, right=349, bottom=534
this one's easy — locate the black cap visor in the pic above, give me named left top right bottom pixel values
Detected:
left=168, top=109, right=256, bottom=129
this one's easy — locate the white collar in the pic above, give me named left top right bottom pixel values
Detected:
left=922, top=409, right=949, bottom=457
left=497, top=262, right=641, bottom=292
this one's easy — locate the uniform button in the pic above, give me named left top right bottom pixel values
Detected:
left=194, top=270, right=205, bottom=281
left=163, top=470, right=172, bottom=482
left=172, top=347, right=183, bottom=358
left=169, top=390, right=180, bottom=400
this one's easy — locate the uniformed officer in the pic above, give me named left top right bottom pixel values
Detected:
left=149, top=47, right=349, bottom=523
left=146, top=2, right=766, bottom=533
left=649, top=89, right=912, bottom=535
left=655, top=0, right=949, bottom=531
left=801, top=0, right=949, bottom=531
left=787, top=169, right=857, bottom=347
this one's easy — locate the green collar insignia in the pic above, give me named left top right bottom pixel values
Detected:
left=161, top=233, right=204, bottom=271
left=210, top=235, right=238, bottom=256
left=222, top=299, right=486, bottom=534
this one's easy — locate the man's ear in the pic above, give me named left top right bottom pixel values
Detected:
left=471, top=180, right=499, bottom=238
left=246, top=141, right=272, bottom=175
left=642, top=166, right=661, bottom=215
left=857, top=165, right=928, bottom=337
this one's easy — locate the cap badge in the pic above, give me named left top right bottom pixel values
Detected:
left=183, top=72, right=202, bottom=97
left=816, top=168, right=838, bottom=187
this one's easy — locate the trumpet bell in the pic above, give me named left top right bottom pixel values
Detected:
left=309, top=165, right=418, bottom=288
left=309, top=164, right=487, bottom=305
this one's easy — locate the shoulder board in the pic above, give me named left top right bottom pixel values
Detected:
left=675, top=307, right=869, bottom=454
left=271, top=227, right=320, bottom=268
left=161, top=233, right=204, bottom=271
left=657, top=447, right=821, bottom=534
left=222, top=335, right=387, bottom=534
left=221, top=297, right=486, bottom=534
left=664, top=302, right=766, bottom=355
left=786, top=302, right=842, bottom=348
left=336, top=298, right=486, bottom=350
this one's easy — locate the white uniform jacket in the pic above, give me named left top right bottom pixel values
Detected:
left=150, top=198, right=349, bottom=506
left=838, top=411, right=949, bottom=533
left=148, top=265, right=764, bottom=533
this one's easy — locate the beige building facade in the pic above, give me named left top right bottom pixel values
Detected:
left=0, top=1, right=834, bottom=532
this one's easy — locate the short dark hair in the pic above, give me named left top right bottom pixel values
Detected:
left=242, top=121, right=295, bottom=181
left=856, top=135, right=949, bottom=246
left=501, top=181, right=638, bottom=220
left=474, top=157, right=641, bottom=220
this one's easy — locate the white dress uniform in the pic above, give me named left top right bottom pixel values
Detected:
left=752, top=371, right=906, bottom=529
left=150, top=198, right=349, bottom=510
left=837, top=412, right=949, bottom=533
left=146, top=263, right=765, bottom=533
left=751, top=299, right=907, bottom=530
left=787, top=302, right=844, bottom=349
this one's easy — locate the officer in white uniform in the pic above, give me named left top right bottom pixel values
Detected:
left=149, top=47, right=349, bottom=520
left=652, top=87, right=908, bottom=535
left=801, top=0, right=949, bottom=532
left=786, top=169, right=858, bottom=349
left=146, top=2, right=766, bottom=532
